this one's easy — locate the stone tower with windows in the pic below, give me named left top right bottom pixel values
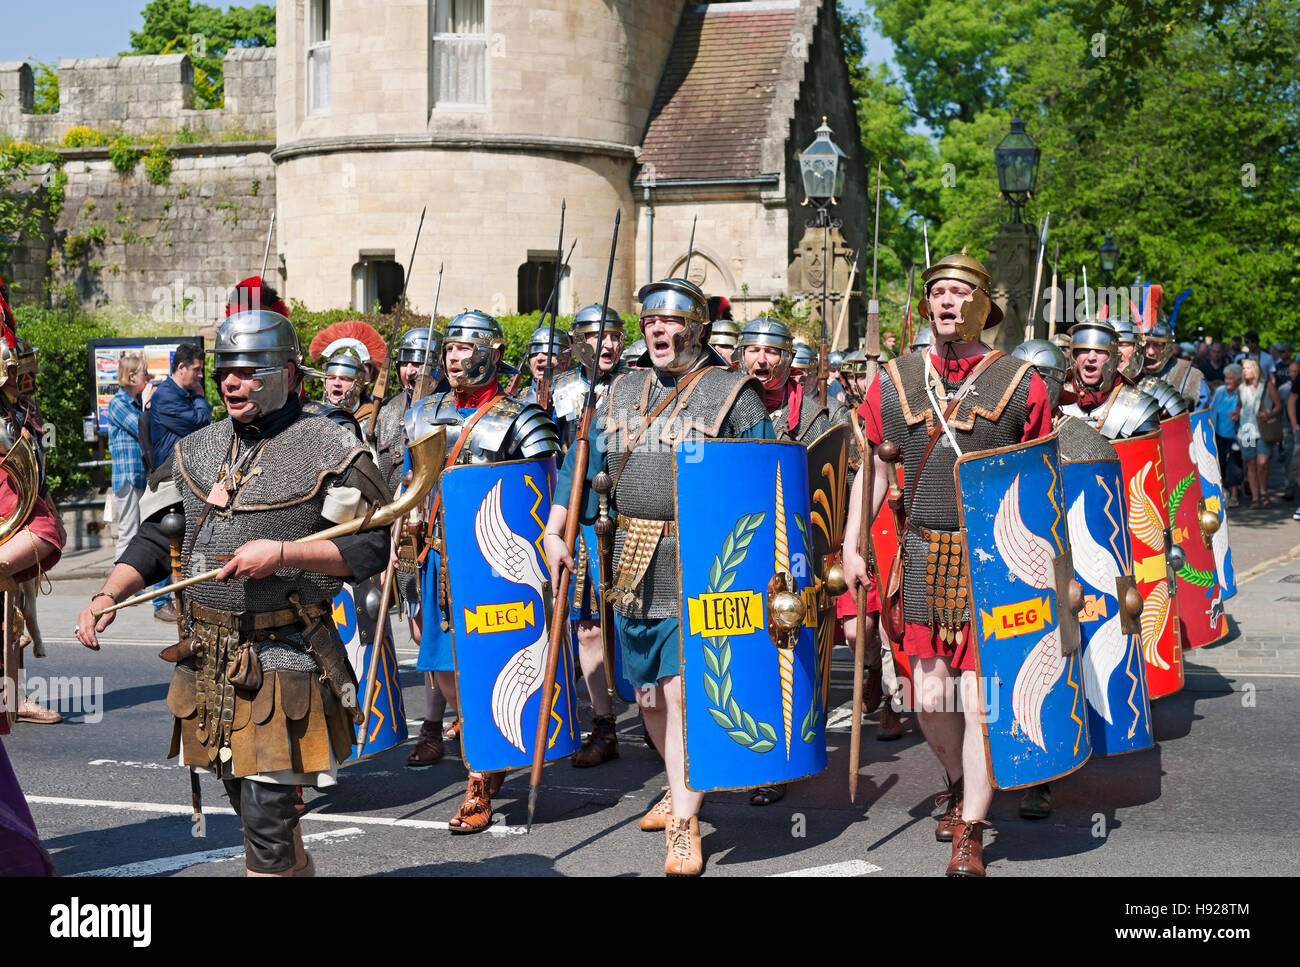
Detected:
left=273, top=0, right=683, bottom=318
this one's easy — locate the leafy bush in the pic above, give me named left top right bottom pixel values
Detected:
left=62, top=127, right=111, bottom=148
left=174, top=125, right=200, bottom=145
left=142, top=143, right=174, bottom=185
left=15, top=304, right=120, bottom=497
left=107, top=138, right=140, bottom=174
left=32, top=62, right=59, bottom=115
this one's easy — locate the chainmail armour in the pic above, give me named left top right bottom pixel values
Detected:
left=1056, top=413, right=1119, bottom=463
left=605, top=361, right=768, bottom=620
left=375, top=391, right=409, bottom=496
left=174, top=415, right=390, bottom=617
left=552, top=366, right=618, bottom=447
left=879, top=352, right=1035, bottom=625
left=772, top=388, right=830, bottom=444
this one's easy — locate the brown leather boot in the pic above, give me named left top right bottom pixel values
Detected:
left=571, top=714, right=619, bottom=768
left=406, top=720, right=445, bottom=768
left=876, top=704, right=903, bottom=741
left=665, top=816, right=703, bottom=876
left=946, top=819, right=992, bottom=877
left=935, top=775, right=964, bottom=843
left=640, top=788, right=672, bottom=831
left=864, top=665, right=883, bottom=715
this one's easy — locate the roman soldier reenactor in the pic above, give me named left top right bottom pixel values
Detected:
left=77, top=309, right=399, bottom=876
left=842, top=251, right=1054, bottom=877
left=545, top=277, right=773, bottom=875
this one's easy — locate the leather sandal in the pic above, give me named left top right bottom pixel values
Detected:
left=572, top=713, right=619, bottom=768
left=1018, top=783, right=1052, bottom=820
left=449, top=773, right=500, bottom=834
left=641, top=788, right=673, bottom=831
left=935, top=775, right=964, bottom=843
left=445, top=718, right=462, bottom=742
left=406, top=720, right=444, bottom=768
left=665, top=815, right=703, bottom=876
left=749, top=783, right=787, bottom=806
left=946, top=819, right=993, bottom=877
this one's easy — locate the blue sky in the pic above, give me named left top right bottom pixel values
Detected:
left=5, top=1, right=895, bottom=71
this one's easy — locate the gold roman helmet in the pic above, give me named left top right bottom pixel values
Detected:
left=918, top=249, right=1004, bottom=340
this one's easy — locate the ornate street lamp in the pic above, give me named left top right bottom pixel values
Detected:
left=993, top=110, right=1040, bottom=224
left=1098, top=230, right=1119, bottom=282
left=799, top=117, right=847, bottom=343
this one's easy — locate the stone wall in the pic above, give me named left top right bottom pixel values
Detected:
left=0, top=49, right=275, bottom=144
left=6, top=145, right=278, bottom=324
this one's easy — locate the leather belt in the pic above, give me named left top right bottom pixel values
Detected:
left=186, top=599, right=329, bottom=633
left=615, top=515, right=677, bottom=538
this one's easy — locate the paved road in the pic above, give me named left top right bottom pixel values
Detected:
left=9, top=495, right=1300, bottom=877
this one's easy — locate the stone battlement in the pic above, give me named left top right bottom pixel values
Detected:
left=0, top=48, right=275, bottom=143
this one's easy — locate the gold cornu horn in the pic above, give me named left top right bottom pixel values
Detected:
left=93, top=426, right=448, bottom=618
left=0, top=432, right=39, bottom=551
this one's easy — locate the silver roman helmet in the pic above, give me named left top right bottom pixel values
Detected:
left=322, top=348, right=368, bottom=410
left=1068, top=318, right=1121, bottom=390
left=710, top=318, right=741, bottom=350
left=397, top=327, right=437, bottom=366
left=909, top=327, right=934, bottom=354
left=737, top=317, right=795, bottom=389
left=526, top=324, right=568, bottom=358
left=444, top=310, right=512, bottom=386
left=569, top=302, right=626, bottom=371
left=622, top=338, right=646, bottom=365
left=637, top=277, right=711, bottom=372
left=209, top=309, right=302, bottom=416
left=791, top=342, right=817, bottom=371
left=828, top=350, right=845, bottom=369
left=1013, top=338, right=1068, bottom=409
left=1143, top=319, right=1176, bottom=371
left=1110, top=316, right=1146, bottom=380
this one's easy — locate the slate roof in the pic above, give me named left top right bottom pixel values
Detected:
left=638, top=1, right=800, bottom=183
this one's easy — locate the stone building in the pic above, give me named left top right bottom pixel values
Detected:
left=2, top=0, right=866, bottom=338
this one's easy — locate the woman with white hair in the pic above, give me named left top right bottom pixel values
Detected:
left=1233, top=358, right=1282, bottom=508
left=1211, top=363, right=1244, bottom=506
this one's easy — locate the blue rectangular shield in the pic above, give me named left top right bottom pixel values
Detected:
left=676, top=439, right=827, bottom=793
left=333, top=580, right=408, bottom=762
left=1189, top=409, right=1236, bottom=600
left=956, top=434, right=1092, bottom=789
left=1060, top=458, right=1154, bottom=757
left=439, top=457, right=582, bottom=772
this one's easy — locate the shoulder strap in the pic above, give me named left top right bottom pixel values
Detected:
left=904, top=350, right=1005, bottom=517
left=610, top=367, right=710, bottom=496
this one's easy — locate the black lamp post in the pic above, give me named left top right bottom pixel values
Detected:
left=993, top=110, right=1040, bottom=225
left=799, top=117, right=847, bottom=344
left=1098, top=230, right=1118, bottom=284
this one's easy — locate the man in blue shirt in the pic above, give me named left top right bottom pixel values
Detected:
left=106, top=352, right=148, bottom=561
left=144, top=342, right=210, bottom=619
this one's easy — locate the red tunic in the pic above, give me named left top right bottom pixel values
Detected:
left=0, top=480, right=63, bottom=584
left=856, top=349, right=1051, bottom=670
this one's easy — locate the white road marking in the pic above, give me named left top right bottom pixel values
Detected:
left=28, top=795, right=528, bottom=836
left=69, top=827, right=365, bottom=877
left=770, top=859, right=882, bottom=877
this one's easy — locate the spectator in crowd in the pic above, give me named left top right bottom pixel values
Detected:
left=144, top=343, right=210, bottom=620
left=1235, top=330, right=1276, bottom=383
left=1273, top=343, right=1293, bottom=369
left=106, top=353, right=149, bottom=561
left=882, top=331, right=898, bottom=355
left=1194, top=342, right=1210, bottom=364
left=1281, top=358, right=1300, bottom=504
left=1233, top=358, right=1282, bottom=508
left=1288, top=360, right=1300, bottom=521
left=1211, top=364, right=1244, bottom=507
left=1199, top=341, right=1228, bottom=387
left=1230, top=335, right=1243, bottom=356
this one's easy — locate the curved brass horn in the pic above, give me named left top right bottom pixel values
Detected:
left=93, top=426, right=448, bottom=617
left=0, top=431, right=40, bottom=550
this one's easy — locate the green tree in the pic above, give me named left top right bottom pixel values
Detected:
left=124, top=0, right=276, bottom=109
left=851, top=0, right=1299, bottom=342
left=31, top=62, right=59, bottom=114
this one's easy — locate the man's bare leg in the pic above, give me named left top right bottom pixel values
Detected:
left=910, top=656, right=963, bottom=781
left=959, top=669, right=993, bottom=821
left=576, top=620, right=612, bottom=717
